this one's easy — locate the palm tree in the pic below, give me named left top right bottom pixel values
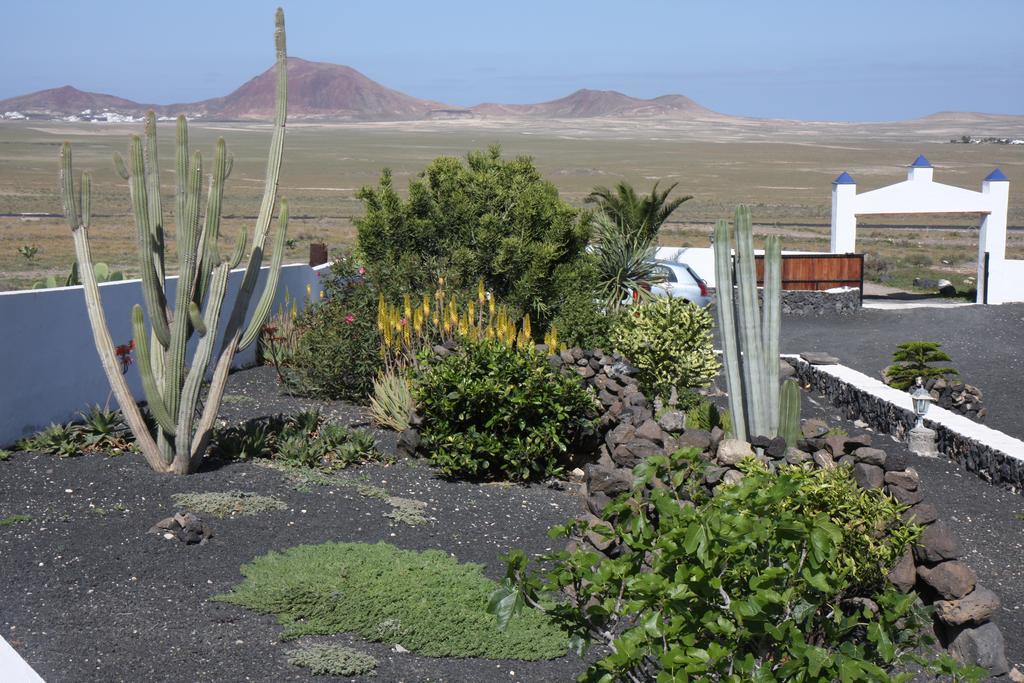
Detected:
left=590, top=213, right=664, bottom=313
left=586, top=180, right=692, bottom=243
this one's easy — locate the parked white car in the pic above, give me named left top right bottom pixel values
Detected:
left=648, top=260, right=712, bottom=306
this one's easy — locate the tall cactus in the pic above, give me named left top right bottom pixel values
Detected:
left=60, top=9, right=289, bottom=475
left=713, top=206, right=786, bottom=441
left=778, top=378, right=801, bottom=448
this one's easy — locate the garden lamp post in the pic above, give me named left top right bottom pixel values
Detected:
left=908, top=377, right=939, bottom=457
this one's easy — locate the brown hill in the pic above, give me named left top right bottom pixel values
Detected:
left=166, top=58, right=456, bottom=121
left=469, top=89, right=720, bottom=119
left=0, top=85, right=149, bottom=118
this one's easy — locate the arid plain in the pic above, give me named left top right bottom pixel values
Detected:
left=1, top=113, right=1022, bottom=291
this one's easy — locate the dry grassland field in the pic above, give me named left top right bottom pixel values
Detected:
left=1, top=116, right=1022, bottom=292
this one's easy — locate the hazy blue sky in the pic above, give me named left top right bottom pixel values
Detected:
left=4, top=0, right=1022, bottom=121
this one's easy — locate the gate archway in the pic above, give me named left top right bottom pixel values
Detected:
left=829, top=156, right=1017, bottom=304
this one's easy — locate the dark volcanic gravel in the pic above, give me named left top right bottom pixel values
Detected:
left=0, top=367, right=588, bottom=683
left=779, top=303, right=1024, bottom=439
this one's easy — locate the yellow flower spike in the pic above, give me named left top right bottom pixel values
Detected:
left=438, top=276, right=445, bottom=288
left=468, top=300, right=475, bottom=321
left=306, top=283, right=312, bottom=300
left=488, top=294, right=495, bottom=318
left=290, top=300, right=298, bottom=322
left=404, top=321, right=412, bottom=346
left=522, top=313, right=532, bottom=341
left=422, top=294, right=431, bottom=318
left=403, top=294, right=412, bottom=323
left=477, top=278, right=486, bottom=305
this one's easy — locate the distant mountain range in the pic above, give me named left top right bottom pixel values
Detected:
left=0, top=57, right=1012, bottom=124
left=0, top=57, right=726, bottom=123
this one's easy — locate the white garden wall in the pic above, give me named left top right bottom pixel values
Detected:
left=0, top=262, right=328, bottom=447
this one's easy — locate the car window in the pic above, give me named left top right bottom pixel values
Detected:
left=651, top=265, right=677, bottom=283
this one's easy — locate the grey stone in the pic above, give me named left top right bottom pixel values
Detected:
left=717, top=439, right=754, bottom=466
left=583, top=513, right=614, bottom=552
left=397, top=428, right=420, bottom=457
left=612, top=439, right=662, bottom=468
left=722, top=469, right=745, bottom=485
left=779, top=359, right=796, bottom=380
left=635, top=419, right=666, bottom=447
left=915, top=521, right=961, bottom=564
left=677, top=429, right=712, bottom=452
left=584, top=464, right=632, bottom=497
left=853, top=447, right=887, bottom=467
left=800, top=351, right=839, bottom=365
left=785, top=447, right=811, bottom=465
left=883, top=452, right=908, bottom=472
left=948, top=622, right=1009, bottom=676
left=838, top=454, right=856, bottom=467
left=704, top=466, right=728, bottom=485
left=765, top=436, right=788, bottom=459
left=887, top=550, right=917, bottom=593
left=918, top=561, right=977, bottom=600
left=657, top=410, right=686, bottom=434
left=801, top=418, right=829, bottom=439
left=903, top=502, right=939, bottom=526
left=812, top=450, right=836, bottom=469
left=884, top=468, right=919, bottom=490
left=432, top=344, right=451, bottom=358
left=577, top=365, right=597, bottom=380
left=852, top=463, right=884, bottom=489
left=606, top=423, right=635, bottom=450
left=935, top=586, right=1000, bottom=626
left=586, top=491, right=612, bottom=517
left=887, top=485, right=924, bottom=506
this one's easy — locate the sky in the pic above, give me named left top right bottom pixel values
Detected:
left=3, top=0, right=1023, bottom=121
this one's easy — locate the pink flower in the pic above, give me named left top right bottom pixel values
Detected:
left=358, top=266, right=365, bottom=276
left=344, top=314, right=355, bottom=324
left=399, top=317, right=407, bottom=326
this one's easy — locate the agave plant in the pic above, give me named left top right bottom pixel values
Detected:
left=590, top=212, right=664, bottom=313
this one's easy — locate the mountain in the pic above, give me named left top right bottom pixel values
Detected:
left=172, top=58, right=452, bottom=121
left=470, top=89, right=720, bottom=119
left=0, top=85, right=150, bottom=121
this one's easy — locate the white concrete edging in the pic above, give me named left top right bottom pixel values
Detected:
left=0, top=636, right=44, bottom=682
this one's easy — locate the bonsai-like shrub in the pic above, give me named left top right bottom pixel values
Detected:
left=285, top=256, right=382, bottom=401
left=884, top=341, right=959, bottom=390
left=489, top=450, right=957, bottom=681
left=413, top=339, right=599, bottom=481
left=610, top=297, right=720, bottom=401
left=355, top=145, right=591, bottom=327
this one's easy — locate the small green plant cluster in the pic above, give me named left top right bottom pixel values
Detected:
left=171, top=490, right=288, bottom=518
left=683, top=393, right=732, bottom=434
left=16, top=406, right=134, bottom=456
left=283, top=256, right=383, bottom=401
left=286, top=644, right=377, bottom=677
left=884, top=341, right=959, bottom=390
left=413, top=338, right=600, bottom=480
left=610, top=296, right=720, bottom=402
left=33, top=262, right=125, bottom=290
left=214, top=541, right=567, bottom=660
left=0, top=514, right=32, bottom=527
left=488, top=449, right=964, bottom=682
left=213, top=410, right=379, bottom=471
left=0, top=449, right=12, bottom=461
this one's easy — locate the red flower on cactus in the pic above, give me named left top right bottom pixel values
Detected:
left=114, top=340, right=135, bottom=373
left=344, top=313, right=356, bottom=324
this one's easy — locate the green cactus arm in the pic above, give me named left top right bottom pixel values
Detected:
left=225, top=154, right=234, bottom=180
left=174, top=116, right=190, bottom=245
left=173, top=261, right=231, bottom=474
left=194, top=138, right=228, bottom=304
left=228, top=229, right=248, bottom=270
left=71, top=226, right=166, bottom=471
left=188, top=302, right=207, bottom=337
left=113, top=152, right=129, bottom=180
left=713, top=218, right=746, bottom=441
left=762, top=235, right=782, bottom=435
left=778, top=378, right=801, bottom=448
left=143, top=112, right=166, bottom=282
left=127, top=135, right=171, bottom=347
left=60, top=143, right=80, bottom=231
left=239, top=200, right=289, bottom=351
left=80, top=172, right=91, bottom=228
left=734, top=205, right=768, bottom=437
left=131, top=304, right=176, bottom=435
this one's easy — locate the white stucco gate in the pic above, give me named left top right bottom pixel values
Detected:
left=830, top=156, right=1020, bottom=304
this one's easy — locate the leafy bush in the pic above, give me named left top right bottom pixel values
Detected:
left=611, top=297, right=720, bottom=401
left=284, top=256, right=382, bottom=401
left=355, top=145, right=591, bottom=327
left=683, top=393, right=732, bottom=434
left=286, top=645, right=377, bottom=677
left=413, top=339, right=599, bottom=481
left=212, top=410, right=379, bottom=471
left=15, top=405, right=134, bottom=456
left=549, top=257, right=617, bottom=350
left=884, top=341, right=959, bottom=390
left=490, top=450, right=951, bottom=682
left=214, top=541, right=568, bottom=660
left=370, top=370, right=415, bottom=431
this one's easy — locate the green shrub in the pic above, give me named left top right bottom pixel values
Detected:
left=884, top=341, right=959, bottom=390
left=369, top=369, right=415, bottom=432
left=683, top=393, right=732, bottom=434
left=284, top=255, right=382, bottom=401
left=610, top=297, right=720, bottom=401
left=214, top=541, right=568, bottom=660
left=355, top=145, right=592, bottom=327
left=490, top=450, right=952, bottom=681
left=0, top=449, right=11, bottom=461
left=413, top=339, right=599, bottom=481
left=286, top=644, right=377, bottom=677
left=212, top=411, right=379, bottom=471
left=549, top=257, right=617, bottom=350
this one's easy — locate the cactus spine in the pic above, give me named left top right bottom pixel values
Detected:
left=713, top=206, right=786, bottom=441
left=60, top=9, right=290, bottom=474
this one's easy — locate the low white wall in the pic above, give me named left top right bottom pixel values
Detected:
left=988, top=259, right=1024, bottom=304
left=0, top=262, right=328, bottom=447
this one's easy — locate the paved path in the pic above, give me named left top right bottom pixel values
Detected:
left=0, top=636, right=44, bottom=682
left=778, top=303, right=1024, bottom=440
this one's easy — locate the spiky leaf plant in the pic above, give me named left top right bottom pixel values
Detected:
left=59, top=9, right=290, bottom=474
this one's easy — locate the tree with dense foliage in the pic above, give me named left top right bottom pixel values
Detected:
left=355, top=146, right=591, bottom=327
left=884, top=341, right=959, bottom=390
left=586, top=180, right=692, bottom=243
